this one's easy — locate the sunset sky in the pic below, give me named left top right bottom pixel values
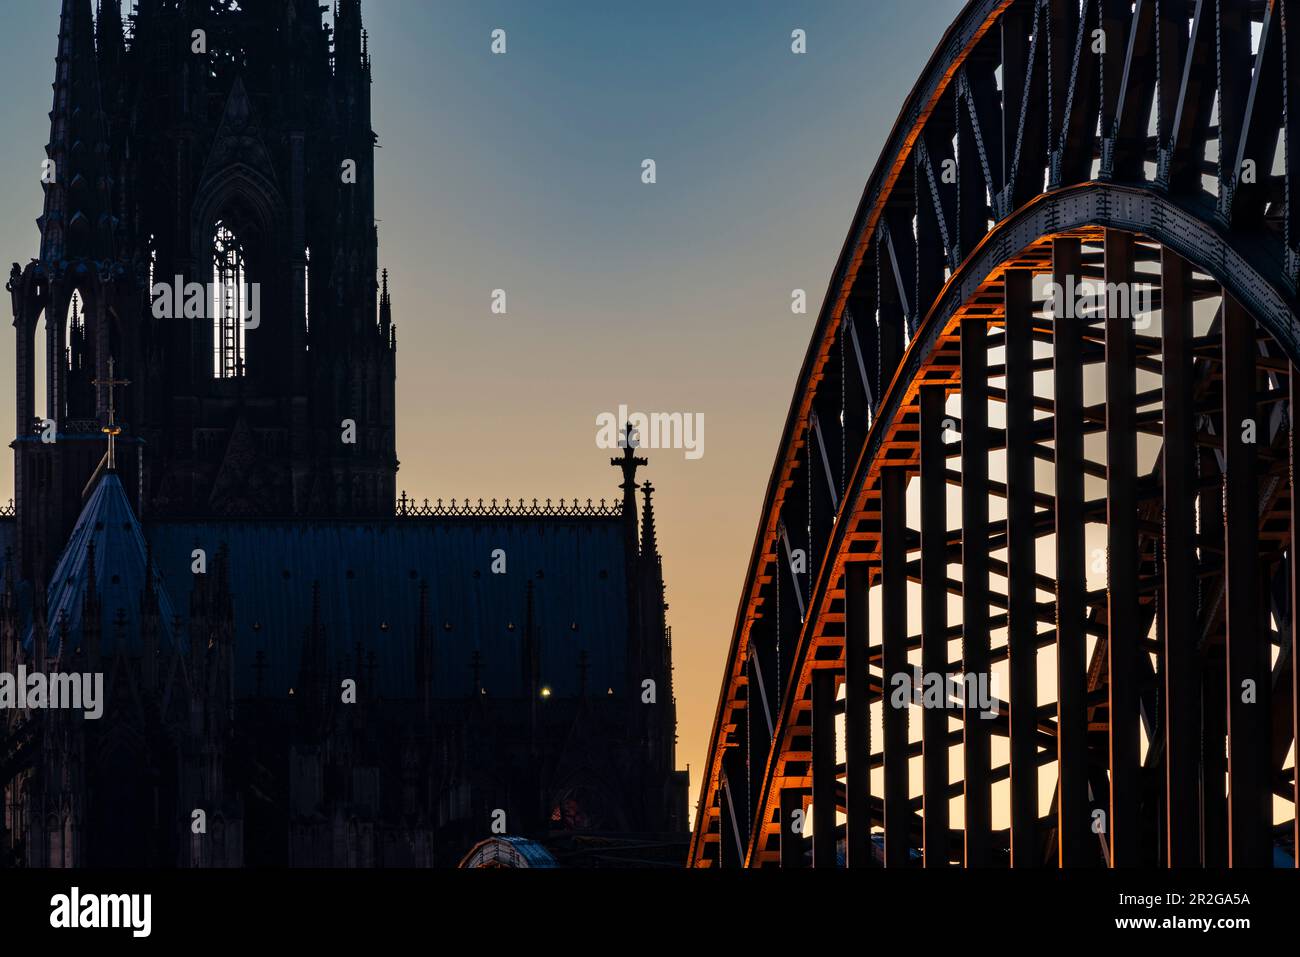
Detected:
left=0, top=0, right=967, bottom=815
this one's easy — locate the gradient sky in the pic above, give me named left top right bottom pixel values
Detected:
left=0, top=0, right=967, bottom=815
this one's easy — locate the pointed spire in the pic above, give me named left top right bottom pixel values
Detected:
left=41, top=0, right=114, bottom=262
left=379, top=267, right=392, bottom=335
left=636, top=479, right=668, bottom=691
left=640, top=480, right=660, bottom=559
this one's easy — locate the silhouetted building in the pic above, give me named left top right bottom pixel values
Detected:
left=1, top=0, right=687, bottom=867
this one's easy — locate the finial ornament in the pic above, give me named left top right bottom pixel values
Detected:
left=93, top=355, right=130, bottom=471
left=611, top=423, right=648, bottom=490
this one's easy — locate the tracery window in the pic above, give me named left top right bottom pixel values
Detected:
left=304, top=245, right=311, bottom=345
left=212, top=220, right=247, bottom=378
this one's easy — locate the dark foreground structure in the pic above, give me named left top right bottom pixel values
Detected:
left=692, top=0, right=1300, bottom=867
left=1, top=0, right=687, bottom=868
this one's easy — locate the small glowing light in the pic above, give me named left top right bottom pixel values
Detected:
left=541, top=687, right=552, bottom=698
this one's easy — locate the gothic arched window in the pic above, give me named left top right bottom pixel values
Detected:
left=304, top=245, right=311, bottom=345
left=212, top=220, right=247, bottom=378
left=64, top=290, right=93, bottom=420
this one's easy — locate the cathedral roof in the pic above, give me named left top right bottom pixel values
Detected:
left=27, top=472, right=179, bottom=658
left=144, top=517, right=630, bottom=702
left=458, top=836, right=560, bottom=869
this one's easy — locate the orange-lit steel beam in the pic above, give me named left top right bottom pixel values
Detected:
left=1161, top=248, right=1198, bottom=866
left=1200, top=437, right=1229, bottom=867
left=920, top=384, right=951, bottom=867
left=960, top=313, right=993, bottom=866
left=780, top=787, right=809, bottom=868
left=1104, top=229, right=1141, bottom=867
left=1222, top=292, right=1271, bottom=866
left=881, top=465, right=911, bottom=866
left=844, top=561, right=874, bottom=866
left=811, top=669, right=838, bottom=867
left=1053, top=237, right=1091, bottom=866
left=1005, top=267, right=1038, bottom=865
left=1292, top=362, right=1300, bottom=867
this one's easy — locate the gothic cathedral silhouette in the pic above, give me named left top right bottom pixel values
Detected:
left=1, top=0, right=687, bottom=868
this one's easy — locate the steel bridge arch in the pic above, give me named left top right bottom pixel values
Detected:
left=691, top=0, right=1300, bottom=868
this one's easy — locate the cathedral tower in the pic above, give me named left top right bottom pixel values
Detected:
left=9, top=0, right=397, bottom=584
